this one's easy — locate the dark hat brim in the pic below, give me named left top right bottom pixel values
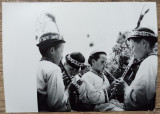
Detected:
left=126, top=35, right=157, bottom=41
left=37, top=39, right=65, bottom=47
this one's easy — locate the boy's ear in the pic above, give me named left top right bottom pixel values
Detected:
left=50, top=47, right=55, bottom=55
left=91, top=59, right=95, bottom=65
left=141, top=39, right=146, bottom=46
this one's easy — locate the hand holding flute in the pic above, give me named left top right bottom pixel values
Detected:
left=109, top=56, right=135, bottom=100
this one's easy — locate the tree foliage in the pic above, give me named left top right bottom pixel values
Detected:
left=106, top=31, right=132, bottom=79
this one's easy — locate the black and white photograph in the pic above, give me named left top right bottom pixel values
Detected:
left=2, top=2, right=158, bottom=112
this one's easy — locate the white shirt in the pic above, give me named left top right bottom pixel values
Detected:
left=124, top=55, right=158, bottom=110
left=79, top=71, right=110, bottom=104
left=37, top=60, right=68, bottom=111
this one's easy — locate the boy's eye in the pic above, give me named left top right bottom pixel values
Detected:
left=101, top=61, right=104, bottom=64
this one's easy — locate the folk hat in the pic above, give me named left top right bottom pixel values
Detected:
left=65, top=52, right=85, bottom=70
left=36, top=32, right=65, bottom=48
left=126, top=27, right=157, bottom=41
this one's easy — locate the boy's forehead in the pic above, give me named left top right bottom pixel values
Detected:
left=130, top=39, right=138, bottom=45
left=99, top=54, right=107, bottom=60
left=67, top=63, right=78, bottom=70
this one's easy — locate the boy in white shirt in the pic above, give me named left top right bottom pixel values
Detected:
left=115, top=27, right=158, bottom=110
left=36, top=32, right=69, bottom=112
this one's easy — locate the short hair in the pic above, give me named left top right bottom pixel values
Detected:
left=88, top=51, right=107, bottom=66
left=38, top=40, right=65, bottom=57
left=130, top=37, right=157, bottom=49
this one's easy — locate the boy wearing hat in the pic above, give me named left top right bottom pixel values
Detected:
left=62, top=52, right=85, bottom=89
left=36, top=32, right=69, bottom=112
left=115, top=27, right=158, bottom=110
left=59, top=52, right=86, bottom=111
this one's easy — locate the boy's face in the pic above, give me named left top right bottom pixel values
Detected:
left=52, top=43, right=65, bottom=65
left=64, top=63, right=79, bottom=77
left=92, top=54, right=107, bottom=72
left=130, top=39, right=146, bottom=60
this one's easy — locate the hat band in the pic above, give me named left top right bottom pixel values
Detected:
left=39, top=34, right=63, bottom=43
left=127, top=31, right=156, bottom=38
left=66, top=54, right=83, bottom=67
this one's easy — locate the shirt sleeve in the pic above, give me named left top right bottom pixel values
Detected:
left=47, top=67, right=67, bottom=111
left=82, top=76, right=109, bottom=104
left=124, top=56, right=157, bottom=110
